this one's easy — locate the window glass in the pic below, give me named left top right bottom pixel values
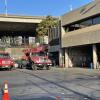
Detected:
left=31, top=52, right=45, bottom=56
left=93, top=16, right=100, bottom=24
left=64, top=16, right=100, bottom=33
left=80, top=19, right=93, bottom=27
left=0, top=53, right=10, bottom=58
left=31, top=53, right=37, bottom=56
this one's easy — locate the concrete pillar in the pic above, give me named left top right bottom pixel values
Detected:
left=61, top=26, right=66, bottom=35
left=59, top=49, right=64, bottom=67
left=65, top=48, right=69, bottom=68
left=93, top=44, right=98, bottom=69
left=61, top=27, right=66, bottom=43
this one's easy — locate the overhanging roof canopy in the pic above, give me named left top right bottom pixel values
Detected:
left=0, top=14, right=45, bottom=23
left=0, top=22, right=37, bottom=32
left=0, top=15, right=45, bottom=33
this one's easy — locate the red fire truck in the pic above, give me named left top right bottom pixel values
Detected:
left=0, top=51, right=14, bottom=70
left=19, top=45, right=52, bottom=70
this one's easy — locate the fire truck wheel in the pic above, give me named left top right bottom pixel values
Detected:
left=43, top=66, right=47, bottom=70
left=8, top=66, right=13, bottom=71
left=12, top=66, right=16, bottom=70
left=20, top=64, right=24, bottom=69
left=46, top=66, right=51, bottom=70
left=32, top=64, right=37, bottom=71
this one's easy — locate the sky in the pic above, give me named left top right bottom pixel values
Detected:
left=0, top=0, right=93, bottom=16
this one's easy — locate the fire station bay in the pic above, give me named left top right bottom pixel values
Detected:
left=60, top=0, right=100, bottom=69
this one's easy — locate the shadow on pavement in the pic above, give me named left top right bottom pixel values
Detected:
left=0, top=69, right=6, bottom=71
left=12, top=96, right=55, bottom=100
left=18, top=70, right=96, bottom=100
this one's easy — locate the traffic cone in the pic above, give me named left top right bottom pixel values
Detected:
left=55, top=96, right=58, bottom=100
left=3, top=82, right=9, bottom=100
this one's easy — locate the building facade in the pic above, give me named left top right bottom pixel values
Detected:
left=48, top=21, right=61, bottom=66
left=61, top=0, right=100, bottom=69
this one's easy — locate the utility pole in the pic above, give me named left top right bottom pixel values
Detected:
left=70, top=5, right=73, bottom=11
left=4, top=0, right=8, bottom=16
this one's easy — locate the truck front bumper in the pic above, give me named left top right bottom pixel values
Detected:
left=35, top=63, right=52, bottom=66
left=0, top=65, right=13, bottom=69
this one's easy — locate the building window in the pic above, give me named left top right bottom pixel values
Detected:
left=93, top=16, right=100, bottom=24
left=80, top=19, right=93, bottom=28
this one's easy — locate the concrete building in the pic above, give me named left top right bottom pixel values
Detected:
left=61, top=0, right=100, bottom=69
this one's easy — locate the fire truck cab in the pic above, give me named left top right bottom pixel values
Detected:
left=0, top=51, right=14, bottom=70
left=20, top=45, right=52, bottom=70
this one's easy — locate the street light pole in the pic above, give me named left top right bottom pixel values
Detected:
left=4, top=0, right=8, bottom=16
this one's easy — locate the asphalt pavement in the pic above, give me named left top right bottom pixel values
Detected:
left=0, top=67, right=100, bottom=100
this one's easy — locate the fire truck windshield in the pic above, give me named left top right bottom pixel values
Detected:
left=0, top=53, right=10, bottom=58
left=31, top=52, right=46, bottom=57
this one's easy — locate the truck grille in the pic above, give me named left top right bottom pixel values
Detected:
left=2, top=61, right=10, bottom=64
left=40, top=58, right=47, bottom=62
left=44, top=58, right=47, bottom=61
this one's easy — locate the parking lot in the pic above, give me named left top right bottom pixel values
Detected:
left=0, top=68, right=100, bottom=100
